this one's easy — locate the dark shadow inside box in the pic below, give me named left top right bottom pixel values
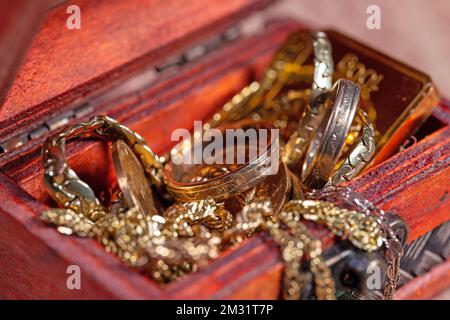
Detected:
left=396, top=110, right=447, bottom=151
left=412, top=113, right=446, bottom=142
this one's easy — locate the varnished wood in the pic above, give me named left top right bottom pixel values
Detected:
left=0, top=172, right=162, bottom=299
left=0, top=0, right=273, bottom=141
left=348, top=121, right=450, bottom=242
left=394, top=259, right=450, bottom=300
left=0, top=0, right=50, bottom=105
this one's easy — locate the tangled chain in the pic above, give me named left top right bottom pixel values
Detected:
left=307, top=186, right=404, bottom=300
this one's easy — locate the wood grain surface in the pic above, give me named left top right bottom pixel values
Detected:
left=0, top=0, right=273, bottom=140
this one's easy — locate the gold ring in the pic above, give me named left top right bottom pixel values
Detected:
left=164, top=119, right=289, bottom=214
left=42, top=115, right=163, bottom=219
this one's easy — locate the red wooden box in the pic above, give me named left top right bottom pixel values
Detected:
left=0, top=0, right=448, bottom=299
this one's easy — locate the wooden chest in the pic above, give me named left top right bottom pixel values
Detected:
left=0, top=0, right=448, bottom=299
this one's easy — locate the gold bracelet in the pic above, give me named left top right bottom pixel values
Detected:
left=262, top=198, right=384, bottom=300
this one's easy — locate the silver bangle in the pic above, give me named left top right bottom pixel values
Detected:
left=301, top=79, right=360, bottom=189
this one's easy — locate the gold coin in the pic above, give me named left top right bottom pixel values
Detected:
left=112, top=140, right=158, bottom=217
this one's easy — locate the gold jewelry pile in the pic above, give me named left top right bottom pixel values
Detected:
left=40, top=31, right=402, bottom=300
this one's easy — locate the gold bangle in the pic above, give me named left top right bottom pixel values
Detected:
left=164, top=120, right=289, bottom=214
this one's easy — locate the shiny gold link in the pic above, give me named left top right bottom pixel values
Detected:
left=283, top=200, right=383, bottom=252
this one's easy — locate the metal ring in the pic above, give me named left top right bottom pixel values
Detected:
left=301, top=79, right=360, bottom=189
left=283, top=31, right=334, bottom=167
left=164, top=120, right=288, bottom=214
left=329, top=110, right=376, bottom=186
left=42, top=115, right=163, bottom=219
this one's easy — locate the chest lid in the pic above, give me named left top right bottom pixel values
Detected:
left=0, top=0, right=274, bottom=142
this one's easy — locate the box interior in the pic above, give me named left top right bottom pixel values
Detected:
left=0, top=19, right=446, bottom=292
